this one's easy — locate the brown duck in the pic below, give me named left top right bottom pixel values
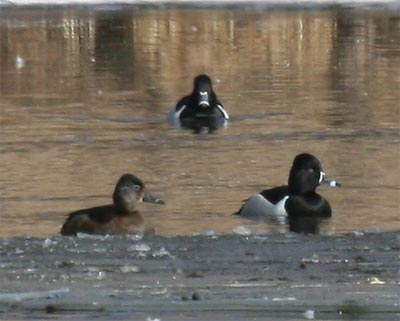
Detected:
left=60, top=174, right=165, bottom=236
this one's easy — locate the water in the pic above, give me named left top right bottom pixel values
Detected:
left=0, top=5, right=399, bottom=238
left=0, top=3, right=399, bottom=320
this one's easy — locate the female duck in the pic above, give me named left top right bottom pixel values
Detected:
left=61, top=174, right=165, bottom=236
left=235, top=153, right=341, bottom=232
left=168, top=74, right=229, bottom=133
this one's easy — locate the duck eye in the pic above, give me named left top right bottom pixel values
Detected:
left=133, top=185, right=141, bottom=191
left=308, top=168, right=314, bottom=173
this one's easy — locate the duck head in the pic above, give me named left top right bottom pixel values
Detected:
left=113, top=174, right=165, bottom=212
left=193, top=74, right=214, bottom=108
left=288, top=153, right=341, bottom=195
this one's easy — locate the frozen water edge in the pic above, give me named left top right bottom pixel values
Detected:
left=0, top=0, right=400, bottom=8
left=0, top=288, right=70, bottom=303
left=0, top=231, right=399, bottom=320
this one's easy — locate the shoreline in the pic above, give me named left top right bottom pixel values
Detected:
left=0, top=231, right=399, bottom=320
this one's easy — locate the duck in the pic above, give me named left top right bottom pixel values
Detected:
left=60, top=174, right=165, bottom=236
left=234, top=153, right=341, bottom=233
left=167, top=74, right=229, bottom=133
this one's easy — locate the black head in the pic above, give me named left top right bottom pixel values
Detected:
left=193, top=74, right=214, bottom=108
left=288, top=153, right=340, bottom=195
left=113, top=174, right=164, bottom=212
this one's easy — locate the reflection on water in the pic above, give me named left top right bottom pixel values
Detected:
left=0, top=6, right=399, bottom=237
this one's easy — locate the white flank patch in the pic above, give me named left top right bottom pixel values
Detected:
left=167, top=104, right=186, bottom=127
left=217, top=104, right=229, bottom=119
left=240, top=194, right=288, bottom=221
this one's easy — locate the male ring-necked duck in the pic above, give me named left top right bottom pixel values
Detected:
left=235, top=153, right=341, bottom=233
left=60, top=174, right=165, bottom=236
left=167, top=74, right=229, bottom=133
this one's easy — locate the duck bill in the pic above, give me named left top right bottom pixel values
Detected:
left=198, top=91, right=210, bottom=108
left=319, top=171, right=341, bottom=187
left=143, top=193, right=165, bottom=205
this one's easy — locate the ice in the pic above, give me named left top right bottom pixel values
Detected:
left=233, top=225, right=252, bottom=235
left=192, top=230, right=220, bottom=237
left=153, top=247, right=173, bottom=258
left=352, top=230, right=364, bottom=236
left=15, top=248, right=24, bottom=254
left=86, top=269, right=106, bottom=280
left=25, top=268, right=37, bottom=273
left=204, top=230, right=219, bottom=236
left=120, top=265, right=140, bottom=273
left=363, top=226, right=381, bottom=233
left=128, top=243, right=151, bottom=252
left=76, top=233, right=110, bottom=240
left=303, top=310, right=315, bottom=319
left=43, top=238, right=57, bottom=248
left=302, top=254, right=320, bottom=264
left=126, top=234, right=143, bottom=241
left=0, top=288, right=69, bottom=303
left=368, top=277, right=386, bottom=285
left=353, top=227, right=381, bottom=236
left=272, top=297, right=297, bottom=301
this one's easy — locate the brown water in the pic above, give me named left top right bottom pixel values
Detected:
left=0, top=5, right=399, bottom=237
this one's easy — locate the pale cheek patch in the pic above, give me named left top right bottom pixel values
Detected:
left=319, top=171, right=326, bottom=184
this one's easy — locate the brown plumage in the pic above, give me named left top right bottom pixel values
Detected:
left=60, top=174, right=164, bottom=236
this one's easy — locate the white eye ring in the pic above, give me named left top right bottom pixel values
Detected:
left=133, top=185, right=141, bottom=191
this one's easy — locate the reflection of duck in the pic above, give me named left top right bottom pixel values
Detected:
left=235, top=153, right=341, bottom=234
left=60, top=174, right=165, bottom=236
left=168, top=74, right=229, bottom=133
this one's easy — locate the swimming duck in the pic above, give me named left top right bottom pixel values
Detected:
left=60, top=174, right=165, bottom=236
left=235, top=153, right=341, bottom=233
left=168, top=74, right=229, bottom=133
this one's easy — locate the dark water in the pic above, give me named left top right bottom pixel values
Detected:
left=0, top=5, right=399, bottom=238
